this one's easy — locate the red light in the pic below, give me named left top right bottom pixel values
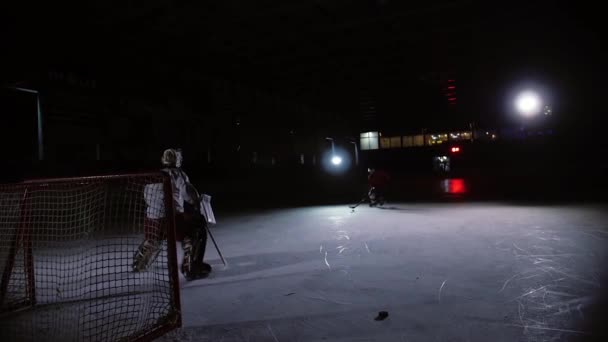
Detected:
left=448, top=97, right=457, bottom=101
left=451, top=147, right=460, bottom=153
left=447, top=79, right=455, bottom=83
left=450, top=179, right=466, bottom=194
left=442, top=178, right=467, bottom=194
left=447, top=86, right=456, bottom=89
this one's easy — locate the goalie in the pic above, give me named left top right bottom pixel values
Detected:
left=133, top=148, right=212, bottom=279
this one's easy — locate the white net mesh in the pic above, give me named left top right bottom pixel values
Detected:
left=0, top=173, right=181, bottom=341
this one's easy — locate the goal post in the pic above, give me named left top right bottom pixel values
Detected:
left=0, top=187, right=35, bottom=312
left=0, top=172, right=181, bottom=341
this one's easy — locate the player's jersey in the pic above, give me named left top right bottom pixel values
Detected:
left=162, top=167, right=195, bottom=214
left=368, top=169, right=390, bottom=188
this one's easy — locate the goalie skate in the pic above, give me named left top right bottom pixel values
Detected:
left=181, top=231, right=212, bottom=280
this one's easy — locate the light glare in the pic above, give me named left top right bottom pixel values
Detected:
left=515, top=91, right=542, bottom=116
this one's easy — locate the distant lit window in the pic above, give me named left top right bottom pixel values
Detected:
left=381, top=136, right=402, bottom=149
left=360, top=132, right=379, bottom=150
left=449, top=131, right=473, bottom=141
left=390, top=136, right=401, bottom=148
left=413, top=135, right=425, bottom=147
left=402, top=136, right=415, bottom=147
left=380, top=137, right=391, bottom=149
left=427, top=133, right=448, bottom=145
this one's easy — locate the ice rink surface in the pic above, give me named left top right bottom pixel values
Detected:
left=162, top=203, right=608, bottom=342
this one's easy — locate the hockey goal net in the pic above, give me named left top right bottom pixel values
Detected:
left=0, top=173, right=181, bottom=341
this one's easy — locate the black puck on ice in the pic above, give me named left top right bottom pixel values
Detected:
left=374, top=311, right=389, bottom=321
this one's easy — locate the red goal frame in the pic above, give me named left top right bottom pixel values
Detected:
left=0, top=172, right=182, bottom=341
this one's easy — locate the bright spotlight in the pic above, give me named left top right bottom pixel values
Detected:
left=331, top=156, right=342, bottom=165
left=515, top=90, right=542, bottom=117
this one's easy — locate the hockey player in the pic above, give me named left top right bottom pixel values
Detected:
left=367, top=167, right=390, bottom=207
left=133, top=148, right=211, bottom=279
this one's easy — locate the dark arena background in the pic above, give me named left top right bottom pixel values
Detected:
left=2, top=1, right=607, bottom=341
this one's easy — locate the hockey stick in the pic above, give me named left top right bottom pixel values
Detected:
left=205, top=225, right=227, bottom=267
left=349, top=197, right=367, bottom=209
left=349, top=187, right=373, bottom=209
left=196, top=194, right=226, bottom=266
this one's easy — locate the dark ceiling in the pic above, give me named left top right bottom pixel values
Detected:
left=4, top=1, right=603, bottom=120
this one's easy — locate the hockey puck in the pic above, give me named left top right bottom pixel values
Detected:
left=374, top=311, right=389, bottom=321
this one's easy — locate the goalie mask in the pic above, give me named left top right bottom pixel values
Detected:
left=161, top=148, right=183, bottom=168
